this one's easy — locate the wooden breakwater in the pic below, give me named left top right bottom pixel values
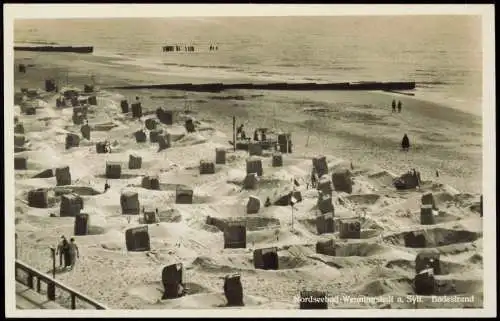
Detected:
left=14, top=46, right=94, bottom=54
left=106, top=81, right=416, bottom=93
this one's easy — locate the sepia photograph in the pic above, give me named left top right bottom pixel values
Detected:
left=4, top=4, right=496, bottom=318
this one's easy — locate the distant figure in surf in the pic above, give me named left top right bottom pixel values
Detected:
left=265, top=197, right=271, bottom=207
left=397, top=100, right=402, bottom=113
left=350, top=161, right=354, bottom=170
left=401, top=134, right=410, bottom=151
left=436, top=170, right=439, bottom=177
left=392, top=99, right=396, bottom=113
left=104, top=181, right=110, bottom=192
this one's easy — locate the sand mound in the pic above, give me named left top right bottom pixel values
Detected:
left=385, top=258, right=470, bottom=275
left=53, top=185, right=102, bottom=196
left=144, top=292, right=267, bottom=309
left=191, top=256, right=253, bottom=273
left=175, top=133, right=208, bottom=146
left=99, top=229, right=126, bottom=251
left=297, top=218, right=320, bottom=235
left=433, top=192, right=457, bottom=205
left=276, top=254, right=311, bottom=269
left=345, top=194, right=381, bottom=205
left=92, top=122, right=119, bottom=131
left=435, top=278, right=483, bottom=295
left=88, top=225, right=108, bottom=235
left=127, top=281, right=211, bottom=305
left=354, top=277, right=414, bottom=296
left=384, top=259, right=414, bottom=271
left=383, top=228, right=482, bottom=248
left=206, top=216, right=281, bottom=232
left=331, top=242, right=391, bottom=257
left=157, top=209, right=182, bottom=223
left=367, top=170, right=398, bottom=187
left=468, top=253, right=483, bottom=264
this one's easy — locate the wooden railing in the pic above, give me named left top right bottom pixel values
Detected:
left=15, top=260, right=107, bottom=310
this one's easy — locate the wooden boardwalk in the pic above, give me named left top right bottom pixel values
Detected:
left=16, top=282, right=64, bottom=310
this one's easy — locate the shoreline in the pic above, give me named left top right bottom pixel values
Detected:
left=14, top=51, right=482, bottom=117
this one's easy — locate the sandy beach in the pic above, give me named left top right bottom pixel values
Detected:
left=13, top=51, right=483, bottom=309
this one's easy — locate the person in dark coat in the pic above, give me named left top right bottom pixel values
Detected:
left=397, top=100, right=402, bottom=113
left=236, top=124, right=244, bottom=139
left=104, top=181, right=110, bottom=192
left=392, top=99, right=396, bottom=113
left=56, top=236, right=67, bottom=267
left=62, top=238, right=71, bottom=269
left=68, top=238, right=80, bottom=270
left=401, top=134, right=410, bottom=151
left=253, top=130, right=259, bottom=141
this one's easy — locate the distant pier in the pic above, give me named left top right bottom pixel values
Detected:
left=14, top=46, right=94, bottom=54
left=107, top=81, right=416, bottom=93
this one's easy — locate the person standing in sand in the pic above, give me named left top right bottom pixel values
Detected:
left=392, top=99, right=396, bottom=113
left=56, top=235, right=67, bottom=267
left=236, top=124, right=244, bottom=139
left=62, top=238, right=71, bottom=269
left=104, top=180, right=110, bottom=193
left=155, top=208, right=160, bottom=224
left=397, top=100, right=402, bottom=113
left=401, top=134, right=410, bottom=151
left=68, top=238, right=80, bottom=270
left=253, top=129, right=259, bottom=141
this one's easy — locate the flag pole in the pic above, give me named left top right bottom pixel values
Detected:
left=291, top=180, right=295, bottom=232
left=233, top=116, right=236, bottom=152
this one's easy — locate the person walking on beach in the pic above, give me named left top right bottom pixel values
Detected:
left=397, top=100, right=402, bottom=113
left=392, top=99, right=396, bottom=113
left=68, top=238, right=80, bottom=270
left=401, top=134, right=410, bottom=151
left=61, top=238, right=71, bottom=269
left=253, top=129, right=259, bottom=141
left=56, top=235, right=67, bottom=267
left=155, top=208, right=160, bottom=224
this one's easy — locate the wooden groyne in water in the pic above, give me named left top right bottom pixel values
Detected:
left=14, top=46, right=94, bottom=54
left=106, top=81, right=416, bottom=93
